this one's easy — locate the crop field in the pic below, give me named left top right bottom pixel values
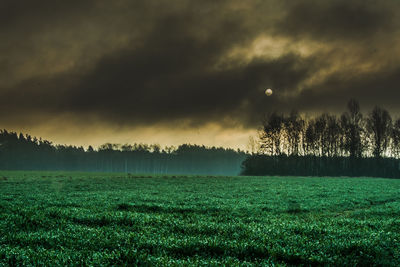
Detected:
left=1, top=171, right=400, bottom=266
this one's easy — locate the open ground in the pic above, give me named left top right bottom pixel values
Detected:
left=1, top=171, right=400, bottom=265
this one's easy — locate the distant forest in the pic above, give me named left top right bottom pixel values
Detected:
left=242, top=99, right=400, bottom=178
left=4, top=99, right=400, bottom=178
left=0, top=130, right=247, bottom=175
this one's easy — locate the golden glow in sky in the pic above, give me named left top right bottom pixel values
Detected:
left=1, top=0, right=400, bottom=149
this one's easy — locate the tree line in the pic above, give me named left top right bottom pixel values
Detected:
left=0, top=130, right=247, bottom=175
left=242, top=99, right=400, bottom=178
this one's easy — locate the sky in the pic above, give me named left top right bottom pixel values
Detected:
left=1, top=0, right=400, bottom=150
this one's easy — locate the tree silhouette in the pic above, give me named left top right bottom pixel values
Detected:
left=243, top=99, right=400, bottom=178
left=367, top=106, right=392, bottom=158
left=341, top=99, right=363, bottom=158
left=392, top=119, right=400, bottom=158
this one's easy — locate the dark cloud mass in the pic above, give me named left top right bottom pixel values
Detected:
left=1, top=0, right=400, bottom=146
left=277, top=0, right=395, bottom=40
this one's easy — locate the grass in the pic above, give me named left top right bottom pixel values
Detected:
left=0, top=171, right=400, bottom=266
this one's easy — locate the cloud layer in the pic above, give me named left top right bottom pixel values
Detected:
left=1, top=0, right=400, bottom=145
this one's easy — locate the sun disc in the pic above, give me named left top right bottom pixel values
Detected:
left=265, top=88, right=273, bottom=96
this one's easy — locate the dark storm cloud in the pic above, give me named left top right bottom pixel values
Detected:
left=63, top=9, right=317, bottom=127
left=71, top=52, right=315, bottom=127
left=276, top=0, right=396, bottom=41
left=0, top=0, right=399, bottom=131
left=0, top=1, right=97, bottom=41
left=290, top=65, right=400, bottom=114
left=0, top=1, right=84, bottom=28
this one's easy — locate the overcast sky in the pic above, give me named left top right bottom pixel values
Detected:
left=1, top=0, right=400, bottom=149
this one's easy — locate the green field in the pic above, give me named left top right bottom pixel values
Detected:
left=1, top=171, right=400, bottom=266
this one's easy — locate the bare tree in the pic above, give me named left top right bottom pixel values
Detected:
left=246, top=136, right=260, bottom=155
left=260, top=112, right=284, bottom=156
left=284, top=110, right=305, bottom=156
left=305, top=119, right=318, bottom=156
left=367, top=106, right=392, bottom=158
left=325, top=114, right=342, bottom=157
left=341, top=99, right=364, bottom=158
left=314, top=114, right=328, bottom=157
left=392, top=119, right=400, bottom=158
